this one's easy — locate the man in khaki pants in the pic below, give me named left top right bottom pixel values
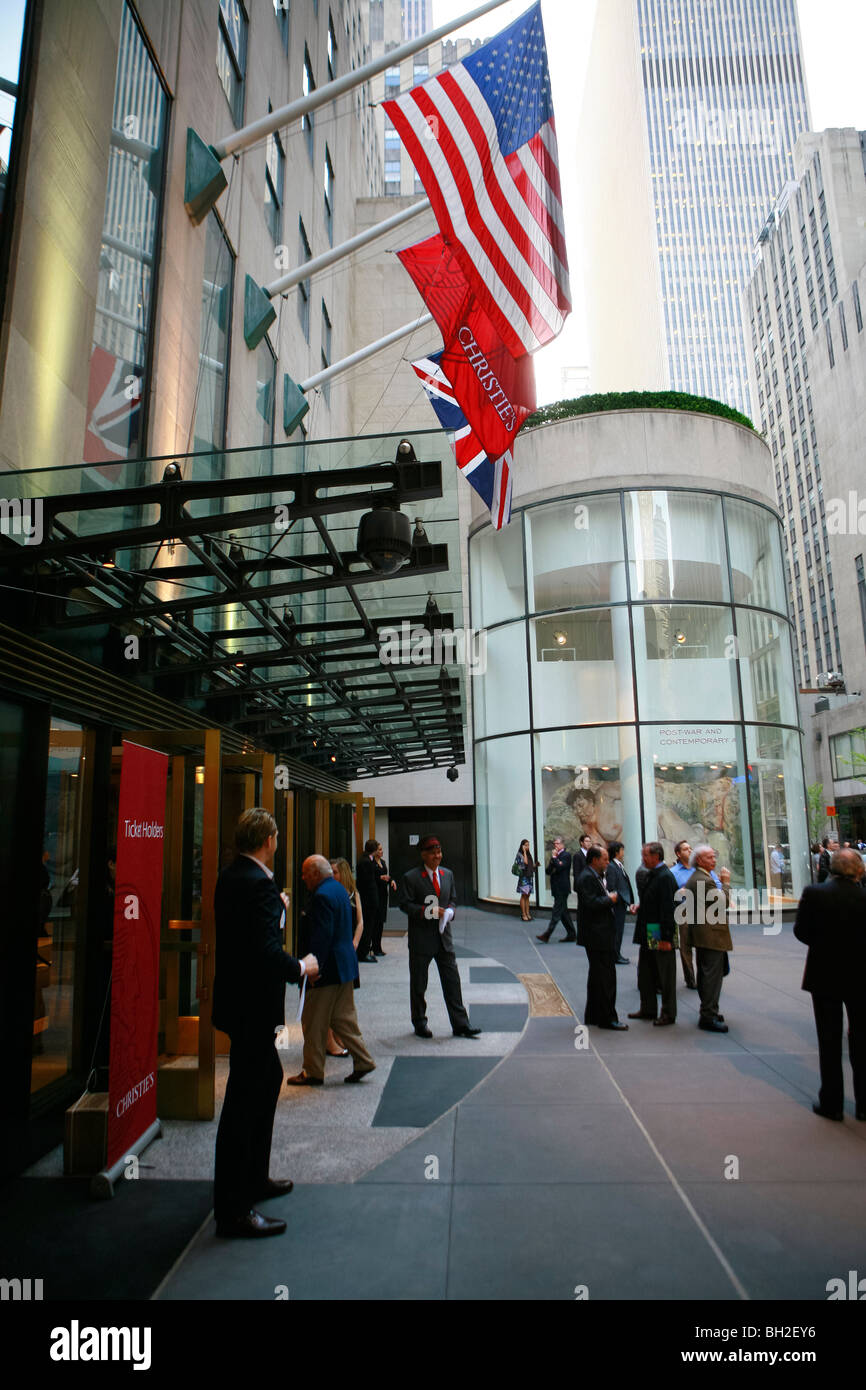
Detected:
left=287, top=856, right=375, bottom=1086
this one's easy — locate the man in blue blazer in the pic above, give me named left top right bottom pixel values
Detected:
left=212, top=809, right=319, bottom=1239
left=290, top=855, right=376, bottom=1085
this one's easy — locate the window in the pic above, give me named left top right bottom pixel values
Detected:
left=273, top=0, right=289, bottom=52
left=323, top=145, right=334, bottom=245
left=298, top=218, right=311, bottom=342
left=858, top=556, right=866, bottom=650
left=327, top=12, right=337, bottom=80
left=255, top=337, right=276, bottom=446
left=369, top=0, right=384, bottom=42
left=302, top=48, right=315, bottom=162
left=320, top=299, right=331, bottom=405
left=839, top=302, right=848, bottom=351
left=264, top=125, right=285, bottom=244
left=854, top=281, right=863, bottom=333
left=84, top=2, right=168, bottom=467
left=193, top=213, right=234, bottom=454
left=826, top=321, right=834, bottom=368
left=384, top=64, right=400, bottom=98
left=217, top=0, right=247, bottom=126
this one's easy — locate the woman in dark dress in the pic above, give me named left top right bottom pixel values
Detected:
left=515, top=839, right=537, bottom=921
left=373, top=841, right=396, bottom=956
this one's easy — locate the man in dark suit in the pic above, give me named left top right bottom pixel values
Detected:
left=537, top=836, right=576, bottom=942
left=287, top=856, right=375, bottom=1086
left=628, top=842, right=679, bottom=1026
left=816, top=836, right=836, bottom=883
left=212, top=808, right=319, bottom=1239
left=572, top=833, right=593, bottom=893
left=606, top=840, right=634, bottom=965
left=398, top=834, right=480, bottom=1039
left=576, top=845, right=627, bottom=1029
left=355, top=838, right=381, bottom=963
left=794, top=847, right=866, bottom=1121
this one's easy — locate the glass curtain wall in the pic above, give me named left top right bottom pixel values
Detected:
left=83, top=2, right=168, bottom=475
left=471, top=489, right=807, bottom=907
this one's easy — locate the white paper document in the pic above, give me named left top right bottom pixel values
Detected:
left=440, top=906, right=454, bottom=935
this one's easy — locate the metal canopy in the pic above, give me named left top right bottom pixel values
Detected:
left=0, top=432, right=466, bottom=779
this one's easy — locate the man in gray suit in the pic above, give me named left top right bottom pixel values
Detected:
left=398, top=835, right=481, bottom=1039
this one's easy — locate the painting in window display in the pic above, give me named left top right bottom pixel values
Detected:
left=641, top=727, right=750, bottom=889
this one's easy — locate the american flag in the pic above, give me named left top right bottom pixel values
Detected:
left=412, top=351, right=512, bottom=530
left=384, top=1, right=570, bottom=361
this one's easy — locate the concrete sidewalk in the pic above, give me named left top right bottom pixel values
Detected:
left=151, top=905, right=866, bottom=1302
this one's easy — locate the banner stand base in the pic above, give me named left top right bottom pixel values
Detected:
left=90, top=1119, right=164, bottom=1200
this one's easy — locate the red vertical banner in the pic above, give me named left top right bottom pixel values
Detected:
left=107, top=741, right=168, bottom=1169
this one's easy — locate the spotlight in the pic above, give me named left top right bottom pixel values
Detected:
left=101, top=552, right=116, bottom=569
left=412, top=517, right=429, bottom=546
left=162, top=462, right=182, bottom=482
left=675, top=631, right=686, bottom=645
left=446, top=765, right=459, bottom=782
left=553, top=630, right=567, bottom=646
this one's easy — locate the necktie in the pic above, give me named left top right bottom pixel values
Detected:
left=433, top=870, right=440, bottom=895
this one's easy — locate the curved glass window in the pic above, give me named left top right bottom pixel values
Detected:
left=475, top=735, right=532, bottom=900
left=725, top=496, right=787, bottom=613
left=470, top=518, right=525, bottom=628
left=531, top=609, right=634, bottom=727
left=640, top=724, right=751, bottom=888
left=533, top=726, right=640, bottom=907
left=635, top=604, right=741, bottom=722
left=470, top=486, right=806, bottom=906
left=626, top=491, right=729, bottom=601
left=527, top=492, right=624, bottom=611
left=473, top=622, right=529, bottom=738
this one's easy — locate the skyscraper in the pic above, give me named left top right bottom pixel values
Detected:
left=579, top=0, right=811, bottom=416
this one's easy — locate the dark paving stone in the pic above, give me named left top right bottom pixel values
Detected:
left=159, top=1184, right=451, bottom=1301
left=468, top=966, right=515, bottom=983
left=0, top=1177, right=214, bottom=1300
left=360, top=1111, right=457, bottom=1184
left=452, top=945, right=482, bottom=958
left=463, top=1002, right=527, bottom=1032
left=461, top=1054, right=618, bottom=1106
left=446, top=1183, right=737, bottom=1301
left=371, top=1056, right=499, bottom=1128
left=682, top=1181, right=866, bottom=1300
left=454, top=1102, right=664, bottom=1185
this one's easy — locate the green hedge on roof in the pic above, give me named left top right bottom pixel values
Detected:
left=521, top=390, right=756, bottom=433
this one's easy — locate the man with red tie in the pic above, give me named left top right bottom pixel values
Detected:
left=398, top=834, right=481, bottom=1039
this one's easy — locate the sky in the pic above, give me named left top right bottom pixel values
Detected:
left=433, top=0, right=866, bottom=403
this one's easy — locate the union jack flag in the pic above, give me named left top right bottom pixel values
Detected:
left=412, top=351, right=512, bottom=531
left=384, top=1, right=570, bottom=360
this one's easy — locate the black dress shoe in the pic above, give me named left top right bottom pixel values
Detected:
left=373, top=950, right=387, bottom=956
left=615, top=955, right=630, bottom=965
left=653, top=1015, right=676, bottom=1027
left=344, top=1068, right=375, bottom=1083
left=536, top=932, right=551, bottom=942
left=453, top=1025, right=482, bottom=1037
left=414, top=1025, right=433, bottom=1038
left=256, top=1178, right=294, bottom=1199
left=812, top=1103, right=843, bottom=1121
left=597, top=1021, right=628, bottom=1030
left=362, top=953, right=378, bottom=963
left=684, top=974, right=697, bottom=989
left=628, top=1010, right=656, bottom=1020
left=216, top=1210, right=287, bottom=1239
left=698, top=1018, right=727, bottom=1033
left=286, top=1071, right=323, bottom=1086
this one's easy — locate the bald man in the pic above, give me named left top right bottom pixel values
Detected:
left=286, top=856, right=376, bottom=1086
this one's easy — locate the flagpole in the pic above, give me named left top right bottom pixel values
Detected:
left=264, top=198, right=431, bottom=298
left=299, top=314, right=434, bottom=393
left=214, top=0, right=512, bottom=161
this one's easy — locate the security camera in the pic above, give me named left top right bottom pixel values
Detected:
left=357, top=506, right=412, bottom=574
left=446, top=765, right=459, bottom=782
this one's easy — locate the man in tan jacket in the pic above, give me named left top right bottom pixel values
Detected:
left=677, top=845, right=731, bottom=1033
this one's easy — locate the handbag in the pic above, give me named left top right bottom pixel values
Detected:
left=647, top=922, right=679, bottom=950
left=511, top=857, right=523, bottom=877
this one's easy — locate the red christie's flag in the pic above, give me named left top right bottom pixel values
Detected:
left=107, top=741, right=168, bottom=1169
left=398, top=233, right=535, bottom=461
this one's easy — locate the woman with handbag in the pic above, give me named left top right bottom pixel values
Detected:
left=513, top=839, right=537, bottom=921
